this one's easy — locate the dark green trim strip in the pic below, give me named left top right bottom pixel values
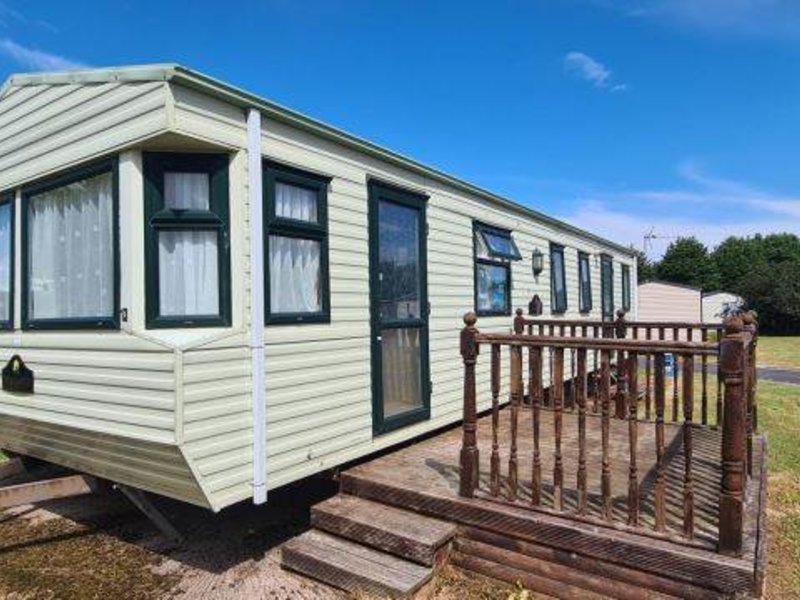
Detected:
left=20, top=158, right=120, bottom=331
left=143, top=152, right=232, bottom=329
left=263, top=161, right=331, bottom=325
left=0, top=193, right=14, bottom=330
left=368, top=179, right=430, bottom=436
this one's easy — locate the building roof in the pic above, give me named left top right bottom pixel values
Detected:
left=1, top=63, right=635, bottom=256
left=638, top=279, right=702, bottom=292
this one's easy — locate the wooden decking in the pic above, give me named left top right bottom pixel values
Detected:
left=340, top=407, right=767, bottom=598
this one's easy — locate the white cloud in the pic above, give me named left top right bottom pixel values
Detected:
left=597, top=0, right=800, bottom=39
left=0, top=39, right=85, bottom=71
left=554, top=164, right=800, bottom=258
left=564, top=51, right=627, bottom=92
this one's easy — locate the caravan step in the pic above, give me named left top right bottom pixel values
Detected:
left=281, top=529, right=433, bottom=599
left=311, top=494, right=456, bottom=566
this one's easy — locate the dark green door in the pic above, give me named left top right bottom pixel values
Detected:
left=368, top=182, right=430, bottom=435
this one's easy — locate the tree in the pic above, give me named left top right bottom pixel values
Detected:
left=633, top=249, right=657, bottom=283
left=737, top=260, right=800, bottom=334
left=656, top=237, right=718, bottom=291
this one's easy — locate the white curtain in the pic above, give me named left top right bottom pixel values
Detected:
left=159, top=230, right=219, bottom=316
left=269, top=235, right=321, bottom=313
left=0, top=204, right=11, bottom=322
left=275, top=182, right=317, bottom=222
left=28, top=173, right=114, bottom=320
left=165, top=172, right=209, bottom=210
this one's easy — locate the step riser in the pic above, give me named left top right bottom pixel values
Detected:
left=460, top=527, right=721, bottom=600
left=341, top=472, right=753, bottom=595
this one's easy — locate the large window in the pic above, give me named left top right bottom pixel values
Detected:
left=622, top=263, right=632, bottom=312
left=264, top=162, right=330, bottom=324
left=144, top=153, right=230, bottom=328
left=578, top=251, right=592, bottom=313
left=550, top=243, right=567, bottom=313
left=22, top=160, right=118, bottom=329
left=0, top=194, right=13, bottom=329
left=474, top=222, right=521, bottom=316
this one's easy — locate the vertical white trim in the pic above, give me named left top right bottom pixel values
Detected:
left=13, top=189, right=21, bottom=332
left=248, top=108, right=267, bottom=505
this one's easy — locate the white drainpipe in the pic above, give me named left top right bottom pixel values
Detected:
left=248, top=108, right=267, bottom=504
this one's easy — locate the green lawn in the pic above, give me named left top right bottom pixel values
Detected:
left=759, top=380, right=800, bottom=598
left=758, top=336, right=800, bottom=370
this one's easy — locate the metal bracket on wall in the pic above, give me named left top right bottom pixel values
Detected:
left=114, top=483, right=184, bottom=546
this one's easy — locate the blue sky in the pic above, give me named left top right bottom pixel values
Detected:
left=2, top=0, right=799, bottom=258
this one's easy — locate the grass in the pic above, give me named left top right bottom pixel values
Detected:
left=758, top=336, right=800, bottom=371
left=757, top=380, right=800, bottom=598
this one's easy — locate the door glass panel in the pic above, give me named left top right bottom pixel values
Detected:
left=381, top=328, right=422, bottom=418
left=378, top=200, right=420, bottom=322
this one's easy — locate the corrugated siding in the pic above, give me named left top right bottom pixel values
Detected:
left=638, top=282, right=701, bottom=323
left=181, top=333, right=254, bottom=511
left=260, top=116, right=637, bottom=489
left=0, top=81, right=169, bottom=190
left=0, top=414, right=207, bottom=506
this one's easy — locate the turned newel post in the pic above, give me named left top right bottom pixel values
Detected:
left=460, top=312, right=480, bottom=498
left=718, top=315, right=747, bottom=556
left=614, top=309, right=628, bottom=419
left=514, top=308, right=525, bottom=335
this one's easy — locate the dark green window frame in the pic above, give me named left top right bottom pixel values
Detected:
left=621, top=263, right=632, bottom=312
left=143, top=152, right=231, bottom=329
left=0, top=192, right=14, bottom=330
left=21, top=158, right=120, bottom=330
left=578, top=251, right=592, bottom=314
left=550, top=243, right=568, bottom=314
left=473, top=221, right=518, bottom=317
left=263, top=161, right=331, bottom=325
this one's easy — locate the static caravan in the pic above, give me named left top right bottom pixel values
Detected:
left=702, top=291, right=743, bottom=323
left=638, top=280, right=701, bottom=324
left=0, top=65, right=637, bottom=512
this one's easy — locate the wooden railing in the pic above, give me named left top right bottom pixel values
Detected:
left=459, top=310, right=758, bottom=557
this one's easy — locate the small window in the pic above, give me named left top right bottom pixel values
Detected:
left=264, top=162, right=330, bottom=324
left=601, top=254, right=614, bottom=321
left=0, top=194, right=14, bottom=329
left=474, top=222, right=521, bottom=316
left=578, top=251, right=592, bottom=313
left=550, top=243, right=567, bottom=314
left=22, top=160, right=118, bottom=329
left=144, top=153, right=231, bottom=328
left=622, top=263, right=632, bottom=312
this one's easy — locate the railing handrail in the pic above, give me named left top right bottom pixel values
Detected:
left=476, top=332, right=719, bottom=355
left=519, top=315, right=724, bottom=331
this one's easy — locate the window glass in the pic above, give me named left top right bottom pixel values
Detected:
left=0, top=203, right=11, bottom=323
left=476, top=263, right=509, bottom=313
left=379, top=200, right=420, bottom=321
left=28, top=172, right=114, bottom=320
left=381, top=328, right=422, bottom=418
left=158, top=230, right=219, bottom=316
left=578, top=252, right=592, bottom=312
left=275, top=181, right=318, bottom=223
left=550, top=245, right=567, bottom=313
left=268, top=235, right=322, bottom=314
left=164, top=172, right=209, bottom=210
left=622, top=264, right=631, bottom=311
left=265, top=164, right=329, bottom=323
left=482, top=229, right=521, bottom=259
left=601, top=256, right=614, bottom=320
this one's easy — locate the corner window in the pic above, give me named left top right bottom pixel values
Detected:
left=144, top=153, right=231, bottom=328
left=22, top=160, right=118, bottom=329
left=550, top=243, right=567, bottom=313
left=578, top=251, right=592, bottom=313
left=264, top=162, right=330, bottom=324
left=474, top=222, right=521, bottom=316
left=622, top=263, right=631, bottom=312
left=0, top=194, right=14, bottom=329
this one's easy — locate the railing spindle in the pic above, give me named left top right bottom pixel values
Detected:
left=683, top=353, right=695, bottom=539
left=654, top=352, right=667, bottom=532
left=531, top=346, right=543, bottom=506
left=508, top=342, right=522, bottom=501
left=701, top=328, right=709, bottom=425
left=672, top=327, right=680, bottom=422
left=577, top=347, right=588, bottom=515
left=601, top=349, right=612, bottom=520
left=553, top=347, right=565, bottom=511
left=645, top=328, right=652, bottom=420
left=490, top=343, right=501, bottom=496
left=628, top=352, right=639, bottom=526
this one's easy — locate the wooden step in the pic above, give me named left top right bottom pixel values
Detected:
left=311, top=494, right=456, bottom=566
left=281, top=529, right=433, bottom=599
